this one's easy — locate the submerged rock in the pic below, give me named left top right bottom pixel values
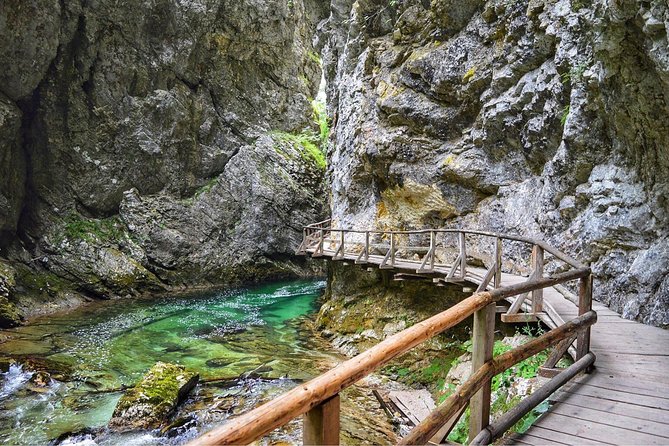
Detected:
left=109, top=362, right=199, bottom=431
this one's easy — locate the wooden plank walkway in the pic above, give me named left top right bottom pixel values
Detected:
left=307, top=244, right=669, bottom=445
left=507, top=293, right=669, bottom=445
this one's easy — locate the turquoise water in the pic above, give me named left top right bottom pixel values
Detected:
left=0, top=279, right=326, bottom=444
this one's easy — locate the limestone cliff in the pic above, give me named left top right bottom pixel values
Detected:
left=319, top=0, right=669, bottom=327
left=0, top=0, right=328, bottom=324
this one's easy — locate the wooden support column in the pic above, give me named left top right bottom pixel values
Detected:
left=469, top=302, right=495, bottom=441
left=390, top=233, right=395, bottom=266
left=364, top=231, right=369, bottom=262
left=494, top=238, right=502, bottom=288
left=303, top=394, right=340, bottom=445
left=577, top=274, right=593, bottom=361
left=531, top=246, right=544, bottom=313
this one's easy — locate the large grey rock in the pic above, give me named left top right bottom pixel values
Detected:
left=0, top=0, right=328, bottom=318
left=321, top=0, right=669, bottom=326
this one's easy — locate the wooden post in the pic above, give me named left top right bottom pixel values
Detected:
left=459, top=232, right=467, bottom=279
left=577, top=274, right=593, bottom=361
left=303, top=394, right=340, bottom=445
left=340, top=231, right=345, bottom=258
left=531, top=245, right=544, bottom=313
left=494, top=238, right=502, bottom=288
left=318, top=229, right=324, bottom=255
left=390, top=233, right=395, bottom=266
left=469, top=302, right=495, bottom=441
left=365, top=231, right=369, bottom=262
left=430, top=231, right=436, bottom=269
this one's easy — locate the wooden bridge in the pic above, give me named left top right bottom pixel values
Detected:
left=189, top=220, right=669, bottom=445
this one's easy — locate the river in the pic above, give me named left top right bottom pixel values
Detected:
left=0, top=279, right=395, bottom=445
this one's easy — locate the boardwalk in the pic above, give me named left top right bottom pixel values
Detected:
left=507, top=297, right=669, bottom=445
left=298, top=225, right=669, bottom=445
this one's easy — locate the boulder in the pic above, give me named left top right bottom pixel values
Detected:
left=109, top=362, right=199, bottom=431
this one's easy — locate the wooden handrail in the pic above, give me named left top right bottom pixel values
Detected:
left=470, top=352, right=596, bottom=445
left=187, top=269, right=590, bottom=446
left=304, top=226, right=585, bottom=269
left=399, top=311, right=597, bottom=445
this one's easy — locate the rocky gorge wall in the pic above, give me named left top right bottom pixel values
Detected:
left=0, top=0, right=329, bottom=325
left=318, top=0, right=669, bottom=327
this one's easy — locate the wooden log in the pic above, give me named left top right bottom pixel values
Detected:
left=470, top=352, right=596, bottom=446
left=398, top=310, right=597, bottom=446
left=469, top=302, right=495, bottom=441
left=303, top=394, right=340, bottom=446
left=188, top=269, right=590, bottom=446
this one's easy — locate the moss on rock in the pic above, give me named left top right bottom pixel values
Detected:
left=109, top=362, right=199, bottom=431
left=0, top=261, right=21, bottom=327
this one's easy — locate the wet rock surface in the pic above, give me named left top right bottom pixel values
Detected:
left=320, top=0, right=669, bottom=327
left=109, top=362, right=199, bottom=431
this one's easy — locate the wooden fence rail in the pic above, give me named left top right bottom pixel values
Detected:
left=189, top=221, right=595, bottom=446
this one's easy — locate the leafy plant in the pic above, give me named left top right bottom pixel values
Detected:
left=60, top=214, right=126, bottom=244
left=311, top=99, right=330, bottom=152
left=560, top=62, right=588, bottom=85
left=307, top=51, right=321, bottom=65
left=441, top=336, right=552, bottom=444
left=561, top=104, right=570, bottom=127
left=272, top=130, right=326, bottom=169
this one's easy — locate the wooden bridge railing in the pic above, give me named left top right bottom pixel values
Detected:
left=189, top=222, right=595, bottom=446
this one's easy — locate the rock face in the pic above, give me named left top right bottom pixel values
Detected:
left=0, top=0, right=328, bottom=321
left=109, top=362, right=199, bottom=431
left=319, top=0, right=669, bottom=327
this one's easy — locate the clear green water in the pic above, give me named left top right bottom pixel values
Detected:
left=0, top=279, right=327, bottom=445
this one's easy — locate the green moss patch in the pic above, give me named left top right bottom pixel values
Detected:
left=110, top=362, right=199, bottom=430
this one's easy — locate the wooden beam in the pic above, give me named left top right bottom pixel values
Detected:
left=429, top=403, right=467, bottom=445
left=303, top=394, right=340, bottom=445
left=505, top=292, right=529, bottom=316
left=501, top=313, right=540, bottom=323
left=475, top=261, right=497, bottom=293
